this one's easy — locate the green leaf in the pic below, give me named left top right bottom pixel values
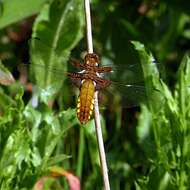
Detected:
left=30, top=0, right=84, bottom=98
left=175, top=54, right=190, bottom=157
left=137, top=104, right=152, bottom=143
left=132, top=41, right=159, bottom=82
left=132, top=41, right=164, bottom=111
left=31, top=147, right=42, bottom=167
left=0, top=87, right=16, bottom=113
left=0, top=60, right=15, bottom=85
left=176, top=55, right=190, bottom=118
left=14, top=132, right=32, bottom=169
left=0, top=0, right=48, bottom=28
left=46, top=154, right=71, bottom=167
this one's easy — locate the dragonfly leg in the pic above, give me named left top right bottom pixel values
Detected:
left=94, top=77, right=111, bottom=90
left=70, top=58, right=85, bottom=70
left=67, top=72, right=83, bottom=87
left=95, top=66, right=112, bottom=73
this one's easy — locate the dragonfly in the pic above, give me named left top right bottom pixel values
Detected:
left=68, top=53, right=113, bottom=124
left=19, top=38, right=151, bottom=125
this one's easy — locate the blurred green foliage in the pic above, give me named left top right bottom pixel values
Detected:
left=0, top=0, right=190, bottom=189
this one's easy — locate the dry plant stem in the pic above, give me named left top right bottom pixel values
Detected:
left=84, top=0, right=93, bottom=53
left=84, top=0, right=110, bottom=189
left=94, top=92, right=110, bottom=190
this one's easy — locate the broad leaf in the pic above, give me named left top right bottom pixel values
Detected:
left=30, top=0, right=84, bottom=100
left=0, top=0, right=48, bottom=28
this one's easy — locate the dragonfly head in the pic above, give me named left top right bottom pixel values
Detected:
left=84, top=53, right=99, bottom=66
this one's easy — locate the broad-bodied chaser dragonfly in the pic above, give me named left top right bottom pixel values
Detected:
left=18, top=38, right=150, bottom=124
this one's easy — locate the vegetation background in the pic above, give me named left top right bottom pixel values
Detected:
left=0, top=0, right=190, bottom=189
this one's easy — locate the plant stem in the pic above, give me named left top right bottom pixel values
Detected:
left=94, top=91, right=110, bottom=190
left=84, top=0, right=93, bottom=53
left=84, top=0, right=110, bottom=189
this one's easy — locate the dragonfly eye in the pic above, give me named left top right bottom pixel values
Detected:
left=85, top=53, right=99, bottom=65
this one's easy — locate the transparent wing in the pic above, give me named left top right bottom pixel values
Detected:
left=18, top=62, right=148, bottom=108
left=28, top=37, right=147, bottom=84
left=100, top=56, right=160, bottom=84
left=98, top=57, right=161, bottom=108
left=97, top=57, right=145, bottom=107
left=29, top=36, right=72, bottom=92
left=22, top=38, right=158, bottom=108
left=98, top=83, right=147, bottom=108
left=18, top=62, right=79, bottom=109
left=100, top=55, right=143, bottom=84
left=19, top=37, right=76, bottom=88
left=18, top=62, right=78, bottom=93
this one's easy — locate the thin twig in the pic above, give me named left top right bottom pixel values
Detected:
left=84, top=0, right=110, bottom=189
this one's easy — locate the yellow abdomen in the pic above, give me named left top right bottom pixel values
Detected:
left=77, top=79, right=95, bottom=124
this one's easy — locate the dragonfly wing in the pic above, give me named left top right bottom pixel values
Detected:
left=29, top=37, right=70, bottom=91
left=18, top=62, right=67, bottom=84
left=99, top=83, right=147, bottom=108
left=100, top=64, right=144, bottom=85
left=18, top=62, right=80, bottom=101
left=100, top=57, right=160, bottom=84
